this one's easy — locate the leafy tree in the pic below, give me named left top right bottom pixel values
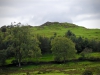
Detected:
left=1, top=26, right=7, bottom=32
left=75, top=36, right=84, bottom=53
left=65, top=30, right=75, bottom=38
left=0, top=50, right=7, bottom=65
left=89, top=40, right=98, bottom=52
left=28, top=37, right=41, bottom=62
left=51, top=37, right=76, bottom=62
left=10, top=26, right=29, bottom=67
left=1, top=26, right=7, bottom=38
left=37, top=35, right=51, bottom=54
left=83, top=38, right=90, bottom=48
left=1, top=32, right=15, bottom=58
left=6, top=46, right=15, bottom=58
left=10, top=25, right=41, bottom=67
left=97, top=41, right=100, bottom=52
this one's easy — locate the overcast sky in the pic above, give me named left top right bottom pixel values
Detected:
left=0, top=0, right=100, bottom=28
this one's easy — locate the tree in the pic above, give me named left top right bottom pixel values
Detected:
left=28, top=37, right=41, bottom=62
left=1, top=26, right=7, bottom=32
left=51, top=37, right=76, bottom=62
left=0, top=50, right=7, bottom=65
left=65, top=30, right=75, bottom=38
left=37, top=35, right=51, bottom=54
left=10, top=25, right=41, bottom=67
left=1, top=26, right=7, bottom=38
left=97, top=41, right=100, bottom=52
left=75, top=36, right=84, bottom=53
left=89, top=40, right=98, bottom=52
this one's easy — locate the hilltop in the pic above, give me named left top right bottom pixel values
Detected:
left=30, top=22, right=100, bottom=40
left=41, top=21, right=79, bottom=27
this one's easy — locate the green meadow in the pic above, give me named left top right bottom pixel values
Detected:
left=1, top=52, right=100, bottom=75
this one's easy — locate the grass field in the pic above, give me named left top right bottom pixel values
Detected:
left=2, top=61, right=100, bottom=75
left=1, top=53, right=100, bottom=75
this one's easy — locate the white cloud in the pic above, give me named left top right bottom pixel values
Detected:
left=72, top=13, right=100, bottom=22
left=0, top=0, right=100, bottom=28
left=74, top=19, right=100, bottom=29
left=0, top=17, right=20, bottom=25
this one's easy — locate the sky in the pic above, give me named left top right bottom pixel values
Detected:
left=0, top=0, right=100, bottom=29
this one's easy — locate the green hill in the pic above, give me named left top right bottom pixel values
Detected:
left=30, top=22, right=100, bottom=41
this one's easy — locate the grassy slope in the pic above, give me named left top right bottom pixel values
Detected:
left=30, top=22, right=100, bottom=41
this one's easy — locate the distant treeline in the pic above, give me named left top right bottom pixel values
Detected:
left=0, top=24, right=100, bottom=67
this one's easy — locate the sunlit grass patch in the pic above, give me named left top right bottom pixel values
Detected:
left=88, top=52, right=100, bottom=58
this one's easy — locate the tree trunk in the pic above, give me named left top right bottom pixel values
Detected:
left=18, top=52, right=21, bottom=67
left=18, top=62, right=21, bottom=67
left=63, top=57, right=66, bottom=63
left=18, top=58, right=21, bottom=67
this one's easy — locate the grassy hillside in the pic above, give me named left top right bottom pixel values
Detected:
left=30, top=22, right=100, bottom=41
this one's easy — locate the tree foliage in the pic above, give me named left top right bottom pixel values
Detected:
left=51, top=37, right=76, bottom=62
left=65, top=30, right=100, bottom=53
left=0, top=50, right=7, bottom=65
left=10, top=26, right=41, bottom=67
left=1, top=26, right=7, bottom=32
left=65, top=30, right=76, bottom=38
left=37, top=35, right=51, bottom=54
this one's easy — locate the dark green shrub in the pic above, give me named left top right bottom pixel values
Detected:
left=11, top=60, right=18, bottom=64
left=26, top=72, right=30, bottom=75
left=82, top=70, right=93, bottom=75
left=54, top=56, right=61, bottom=62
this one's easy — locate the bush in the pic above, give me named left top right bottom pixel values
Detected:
left=26, top=72, right=30, bottom=75
left=11, top=60, right=18, bottom=64
left=82, top=70, right=93, bottom=75
left=54, top=56, right=61, bottom=62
